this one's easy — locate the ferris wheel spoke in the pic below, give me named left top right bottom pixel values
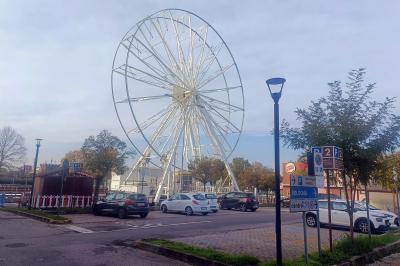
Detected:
left=194, top=106, right=232, bottom=152
left=113, top=67, right=170, bottom=90
left=167, top=11, right=192, bottom=86
left=195, top=41, right=224, bottom=86
left=118, top=64, right=175, bottom=90
left=121, top=37, right=172, bottom=83
left=136, top=23, right=180, bottom=82
left=198, top=97, right=241, bottom=133
left=159, top=107, right=186, bottom=156
left=148, top=19, right=190, bottom=87
left=197, top=85, right=242, bottom=94
left=199, top=94, right=243, bottom=112
left=133, top=35, right=189, bottom=89
left=116, top=94, right=172, bottom=104
left=196, top=63, right=234, bottom=90
left=127, top=103, right=176, bottom=134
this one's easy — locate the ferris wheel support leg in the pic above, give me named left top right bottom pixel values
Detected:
left=198, top=107, right=240, bottom=192
left=154, top=118, right=185, bottom=203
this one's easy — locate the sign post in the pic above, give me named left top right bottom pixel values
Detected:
left=313, top=146, right=344, bottom=252
left=290, top=175, right=318, bottom=264
left=311, top=147, right=323, bottom=257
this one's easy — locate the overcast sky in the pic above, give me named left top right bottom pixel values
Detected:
left=1, top=1, right=399, bottom=168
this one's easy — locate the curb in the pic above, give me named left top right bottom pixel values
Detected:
left=127, top=240, right=230, bottom=266
left=335, top=239, right=400, bottom=266
left=1, top=209, right=71, bottom=224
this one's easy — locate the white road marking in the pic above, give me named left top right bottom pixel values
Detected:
left=64, top=225, right=94, bottom=234
left=94, top=220, right=213, bottom=233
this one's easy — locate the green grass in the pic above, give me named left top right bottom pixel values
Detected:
left=4, top=207, right=70, bottom=221
left=261, top=229, right=400, bottom=266
left=146, top=239, right=260, bottom=266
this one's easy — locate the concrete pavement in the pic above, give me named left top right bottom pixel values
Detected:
left=0, top=210, right=189, bottom=266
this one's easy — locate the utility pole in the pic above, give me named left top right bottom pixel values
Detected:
left=28, top=139, right=43, bottom=209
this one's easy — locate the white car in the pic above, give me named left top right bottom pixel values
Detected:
left=160, top=193, right=212, bottom=216
left=358, top=200, right=399, bottom=227
left=305, top=199, right=390, bottom=234
left=197, top=192, right=218, bottom=213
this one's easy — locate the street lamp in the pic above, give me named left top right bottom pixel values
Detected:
left=28, top=138, right=43, bottom=209
left=266, top=77, right=286, bottom=266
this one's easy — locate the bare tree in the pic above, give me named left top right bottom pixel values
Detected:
left=0, top=126, right=27, bottom=171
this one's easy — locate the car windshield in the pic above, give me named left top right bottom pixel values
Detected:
left=205, top=194, right=217, bottom=199
left=129, top=194, right=147, bottom=201
left=193, top=194, right=206, bottom=200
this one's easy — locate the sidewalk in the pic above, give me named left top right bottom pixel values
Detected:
left=174, top=223, right=350, bottom=260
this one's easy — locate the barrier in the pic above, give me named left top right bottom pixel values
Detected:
left=32, top=195, right=93, bottom=209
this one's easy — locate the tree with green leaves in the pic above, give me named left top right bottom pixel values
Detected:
left=373, top=152, right=400, bottom=190
left=281, top=68, right=400, bottom=239
left=188, top=157, right=225, bottom=191
left=230, top=157, right=251, bottom=189
left=81, top=130, right=134, bottom=201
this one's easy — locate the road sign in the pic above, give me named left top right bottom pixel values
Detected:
left=291, top=175, right=317, bottom=187
left=320, top=146, right=344, bottom=170
left=312, top=148, right=324, bottom=176
left=290, top=199, right=319, bottom=212
left=290, top=186, right=318, bottom=212
left=290, top=186, right=318, bottom=199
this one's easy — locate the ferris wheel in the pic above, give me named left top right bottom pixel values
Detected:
left=111, top=9, right=244, bottom=201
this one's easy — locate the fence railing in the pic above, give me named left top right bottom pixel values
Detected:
left=32, top=195, right=93, bottom=209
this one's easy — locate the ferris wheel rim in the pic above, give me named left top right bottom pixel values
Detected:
left=111, top=8, right=245, bottom=166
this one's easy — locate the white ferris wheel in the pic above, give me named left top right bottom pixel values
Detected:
left=111, top=9, right=244, bottom=201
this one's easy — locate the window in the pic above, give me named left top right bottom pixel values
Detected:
left=105, top=193, right=115, bottom=201
left=193, top=194, right=206, bottom=200
left=170, top=194, right=178, bottom=200
left=180, top=194, right=191, bottom=200
left=205, top=194, right=217, bottom=199
left=225, top=193, right=234, bottom=199
left=319, top=201, right=328, bottom=209
left=333, top=202, right=347, bottom=211
left=115, top=193, right=125, bottom=200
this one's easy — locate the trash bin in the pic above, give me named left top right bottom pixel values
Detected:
left=0, top=192, right=5, bottom=207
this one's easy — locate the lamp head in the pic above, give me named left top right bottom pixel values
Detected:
left=266, top=77, right=286, bottom=102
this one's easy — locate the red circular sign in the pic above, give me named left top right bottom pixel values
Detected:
left=285, top=163, right=296, bottom=173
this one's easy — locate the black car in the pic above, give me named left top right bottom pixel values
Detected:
left=93, top=191, right=149, bottom=219
left=218, top=192, right=259, bottom=212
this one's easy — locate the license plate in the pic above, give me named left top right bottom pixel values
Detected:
left=201, top=207, right=207, bottom=210
left=137, top=203, right=145, bottom=206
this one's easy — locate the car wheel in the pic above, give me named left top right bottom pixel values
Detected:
left=240, top=203, right=247, bottom=212
left=118, top=208, right=126, bottom=219
left=161, top=205, right=168, bottom=213
left=139, top=213, right=148, bottom=218
left=185, top=206, right=193, bottom=216
left=356, top=219, right=370, bottom=233
left=250, top=208, right=257, bottom=212
left=306, top=214, right=317, bottom=227
left=202, top=212, right=208, bottom=216
left=93, top=206, right=101, bottom=216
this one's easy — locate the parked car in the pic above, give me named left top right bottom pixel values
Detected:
left=281, top=196, right=290, bottom=208
left=218, top=192, right=259, bottom=212
left=305, top=199, right=390, bottom=234
left=93, top=191, right=149, bottom=219
left=318, top=193, right=341, bottom=200
left=160, top=193, right=211, bottom=216
left=358, top=199, right=399, bottom=226
left=197, top=192, right=219, bottom=213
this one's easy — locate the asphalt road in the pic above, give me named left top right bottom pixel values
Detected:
left=0, top=208, right=301, bottom=266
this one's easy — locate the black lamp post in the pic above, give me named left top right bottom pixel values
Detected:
left=266, top=77, right=286, bottom=266
left=29, top=138, right=43, bottom=209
